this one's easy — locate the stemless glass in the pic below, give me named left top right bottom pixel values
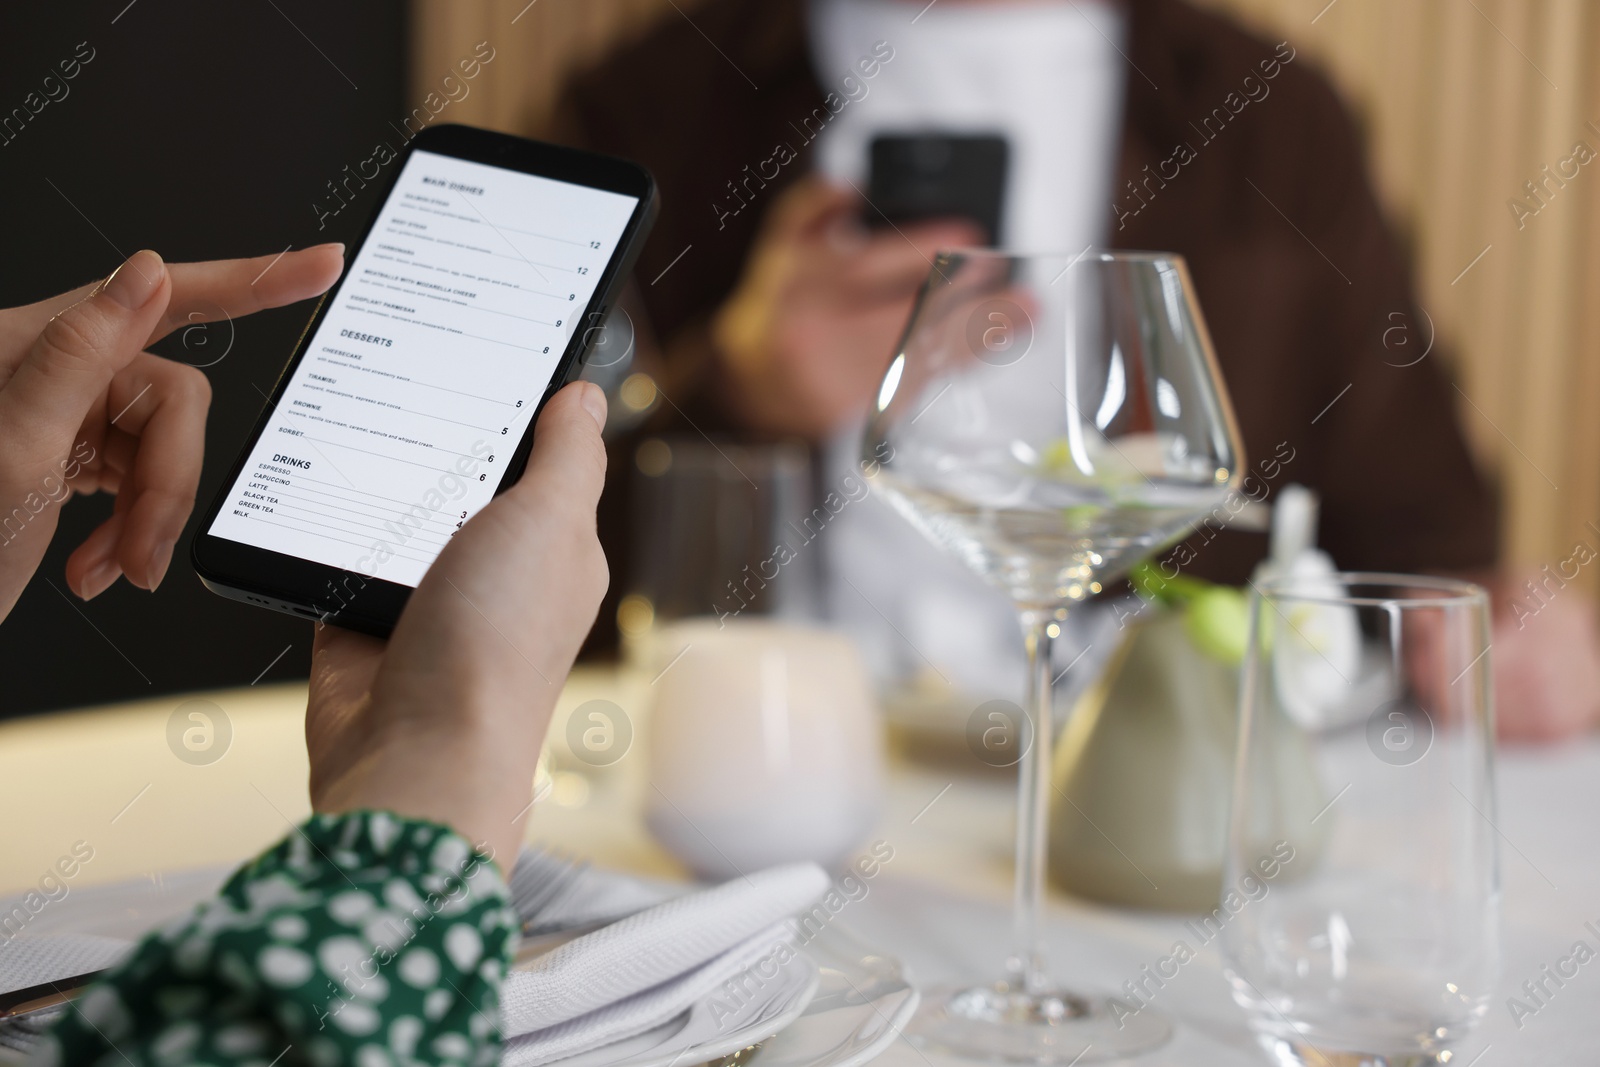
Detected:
left=1221, top=574, right=1499, bottom=1066
left=626, top=438, right=821, bottom=627
left=863, top=250, right=1244, bottom=1062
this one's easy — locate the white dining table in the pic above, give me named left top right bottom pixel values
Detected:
left=1, top=667, right=1596, bottom=1065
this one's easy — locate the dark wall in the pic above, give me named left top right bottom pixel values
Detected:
left=0, top=2, right=407, bottom=716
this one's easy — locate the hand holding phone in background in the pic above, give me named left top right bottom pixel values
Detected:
left=0, top=246, right=344, bottom=622
left=711, top=177, right=983, bottom=442
left=866, top=133, right=1009, bottom=244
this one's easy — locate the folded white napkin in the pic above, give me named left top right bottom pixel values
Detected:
left=502, top=863, right=829, bottom=1066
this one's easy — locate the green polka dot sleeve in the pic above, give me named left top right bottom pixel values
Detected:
left=31, top=812, right=519, bottom=1067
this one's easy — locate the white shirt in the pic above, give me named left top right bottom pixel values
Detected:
left=807, top=0, right=1127, bottom=699
left=808, top=0, right=1126, bottom=252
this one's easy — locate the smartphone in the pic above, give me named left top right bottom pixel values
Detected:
left=866, top=133, right=1009, bottom=245
left=192, top=124, right=657, bottom=636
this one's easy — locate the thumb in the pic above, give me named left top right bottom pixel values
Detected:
left=413, top=381, right=608, bottom=600
left=394, top=381, right=609, bottom=676
left=0, top=250, right=170, bottom=447
left=502, top=381, right=609, bottom=517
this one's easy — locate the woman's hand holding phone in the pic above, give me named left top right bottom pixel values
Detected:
left=304, top=382, right=611, bottom=866
left=0, top=246, right=345, bottom=622
left=0, top=238, right=612, bottom=862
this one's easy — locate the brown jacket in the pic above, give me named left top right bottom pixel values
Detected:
left=554, top=0, right=1498, bottom=650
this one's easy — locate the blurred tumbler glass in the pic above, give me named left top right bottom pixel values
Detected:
left=623, top=437, right=819, bottom=656
left=1221, top=573, right=1498, bottom=1066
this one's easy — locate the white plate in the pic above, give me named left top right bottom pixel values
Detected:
left=536, top=954, right=820, bottom=1067
left=536, top=924, right=916, bottom=1067
left=745, top=925, right=919, bottom=1067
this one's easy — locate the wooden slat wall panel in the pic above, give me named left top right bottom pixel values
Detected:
left=1191, top=0, right=1600, bottom=588
left=1516, top=0, right=1585, bottom=558
left=410, top=0, right=696, bottom=136
left=1568, top=16, right=1600, bottom=553
left=1368, top=2, right=1431, bottom=219
left=1470, top=0, right=1531, bottom=485
left=411, top=0, right=1600, bottom=586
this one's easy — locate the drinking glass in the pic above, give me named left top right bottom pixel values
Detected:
left=622, top=437, right=821, bottom=652
left=864, top=250, right=1244, bottom=1061
left=1221, top=573, right=1498, bottom=1066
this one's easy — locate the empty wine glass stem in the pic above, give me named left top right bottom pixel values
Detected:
left=1011, top=608, right=1057, bottom=996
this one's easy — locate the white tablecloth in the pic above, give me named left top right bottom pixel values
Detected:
left=1, top=672, right=1596, bottom=1064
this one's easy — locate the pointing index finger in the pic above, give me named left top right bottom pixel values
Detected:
left=6, top=245, right=347, bottom=347
left=0, top=250, right=171, bottom=450
left=149, top=244, right=346, bottom=342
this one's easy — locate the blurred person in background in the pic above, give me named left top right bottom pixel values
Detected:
left=552, top=0, right=1600, bottom=741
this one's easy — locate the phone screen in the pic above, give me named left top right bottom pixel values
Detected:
left=205, top=149, right=638, bottom=587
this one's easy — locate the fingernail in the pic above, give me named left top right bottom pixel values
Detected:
left=103, top=250, right=165, bottom=309
left=147, top=539, right=175, bottom=591
left=578, top=382, right=607, bottom=430
left=313, top=242, right=346, bottom=256
left=80, top=559, right=121, bottom=601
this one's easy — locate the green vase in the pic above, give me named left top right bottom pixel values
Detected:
left=1048, top=610, right=1325, bottom=911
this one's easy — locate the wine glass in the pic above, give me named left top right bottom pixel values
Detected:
left=1220, top=573, right=1498, bottom=1066
left=863, top=250, right=1244, bottom=1062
